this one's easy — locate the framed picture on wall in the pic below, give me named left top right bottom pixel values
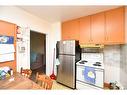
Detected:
left=0, top=35, right=14, bottom=44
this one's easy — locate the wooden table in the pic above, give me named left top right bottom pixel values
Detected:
left=0, top=73, right=42, bottom=89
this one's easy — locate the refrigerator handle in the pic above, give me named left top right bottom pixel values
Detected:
left=56, top=41, right=59, bottom=58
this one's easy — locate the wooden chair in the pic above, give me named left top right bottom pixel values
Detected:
left=36, top=72, right=53, bottom=90
left=20, top=68, right=32, bottom=78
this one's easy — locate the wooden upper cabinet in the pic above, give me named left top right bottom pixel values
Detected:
left=91, top=12, right=105, bottom=44
left=0, top=20, right=16, bottom=36
left=105, top=7, right=125, bottom=44
left=62, top=19, right=79, bottom=40
left=80, top=13, right=105, bottom=44
left=79, top=16, right=91, bottom=44
left=61, top=7, right=125, bottom=44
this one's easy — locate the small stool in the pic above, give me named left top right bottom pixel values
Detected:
left=20, top=68, right=32, bottom=78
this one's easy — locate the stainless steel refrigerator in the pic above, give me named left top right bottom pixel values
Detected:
left=56, top=40, right=81, bottom=89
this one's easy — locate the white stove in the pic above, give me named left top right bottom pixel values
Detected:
left=76, top=53, right=104, bottom=89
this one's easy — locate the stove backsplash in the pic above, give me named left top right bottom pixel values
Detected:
left=103, top=45, right=121, bottom=84
left=81, top=53, right=103, bottom=62
left=120, top=44, right=127, bottom=89
left=81, top=47, right=103, bottom=53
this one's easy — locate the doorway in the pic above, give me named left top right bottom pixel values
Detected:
left=30, top=30, right=46, bottom=76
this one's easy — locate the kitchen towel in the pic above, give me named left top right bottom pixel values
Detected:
left=55, top=58, right=60, bottom=65
left=84, top=66, right=96, bottom=84
left=0, top=44, right=15, bottom=54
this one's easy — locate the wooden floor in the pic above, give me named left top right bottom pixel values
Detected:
left=52, top=81, right=109, bottom=90
left=52, top=81, right=72, bottom=90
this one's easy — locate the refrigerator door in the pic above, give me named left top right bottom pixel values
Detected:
left=59, top=40, right=76, bottom=55
left=57, top=54, right=76, bottom=89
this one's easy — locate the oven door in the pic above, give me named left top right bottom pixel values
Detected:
left=76, top=65, right=104, bottom=88
left=76, top=65, right=85, bottom=82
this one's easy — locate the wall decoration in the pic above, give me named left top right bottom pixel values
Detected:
left=16, top=26, right=23, bottom=42
left=0, top=35, right=14, bottom=44
left=18, top=44, right=26, bottom=53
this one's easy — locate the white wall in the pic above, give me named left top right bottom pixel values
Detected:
left=48, top=22, right=61, bottom=75
left=52, top=22, right=61, bottom=74
left=0, top=6, right=61, bottom=75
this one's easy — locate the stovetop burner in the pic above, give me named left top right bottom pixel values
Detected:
left=79, top=60, right=88, bottom=64
left=93, top=64, right=101, bottom=66
left=93, top=62, right=102, bottom=66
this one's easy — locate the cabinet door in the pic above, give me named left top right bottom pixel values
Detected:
left=79, top=16, right=91, bottom=44
left=105, top=7, right=125, bottom=44
left=91, top=12, right=105, bottom=44
left=62, top=19, right=79, bottom=40
left=0, top=20, right=15, bottom=36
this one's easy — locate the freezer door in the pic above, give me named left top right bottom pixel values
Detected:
left=56, top=55, right=76, bottom=89
left=59, top=40, right=75, bottom=55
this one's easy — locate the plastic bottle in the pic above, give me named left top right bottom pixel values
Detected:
left=10, top=69, right=13, bottom=76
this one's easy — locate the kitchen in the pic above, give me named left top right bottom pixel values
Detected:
left=0, top=6, right=127, bottom=90
left=55, top=6, right=126, bottom=90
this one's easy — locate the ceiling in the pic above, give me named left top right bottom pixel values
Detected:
left=19, top=6, right=120, bottom=23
